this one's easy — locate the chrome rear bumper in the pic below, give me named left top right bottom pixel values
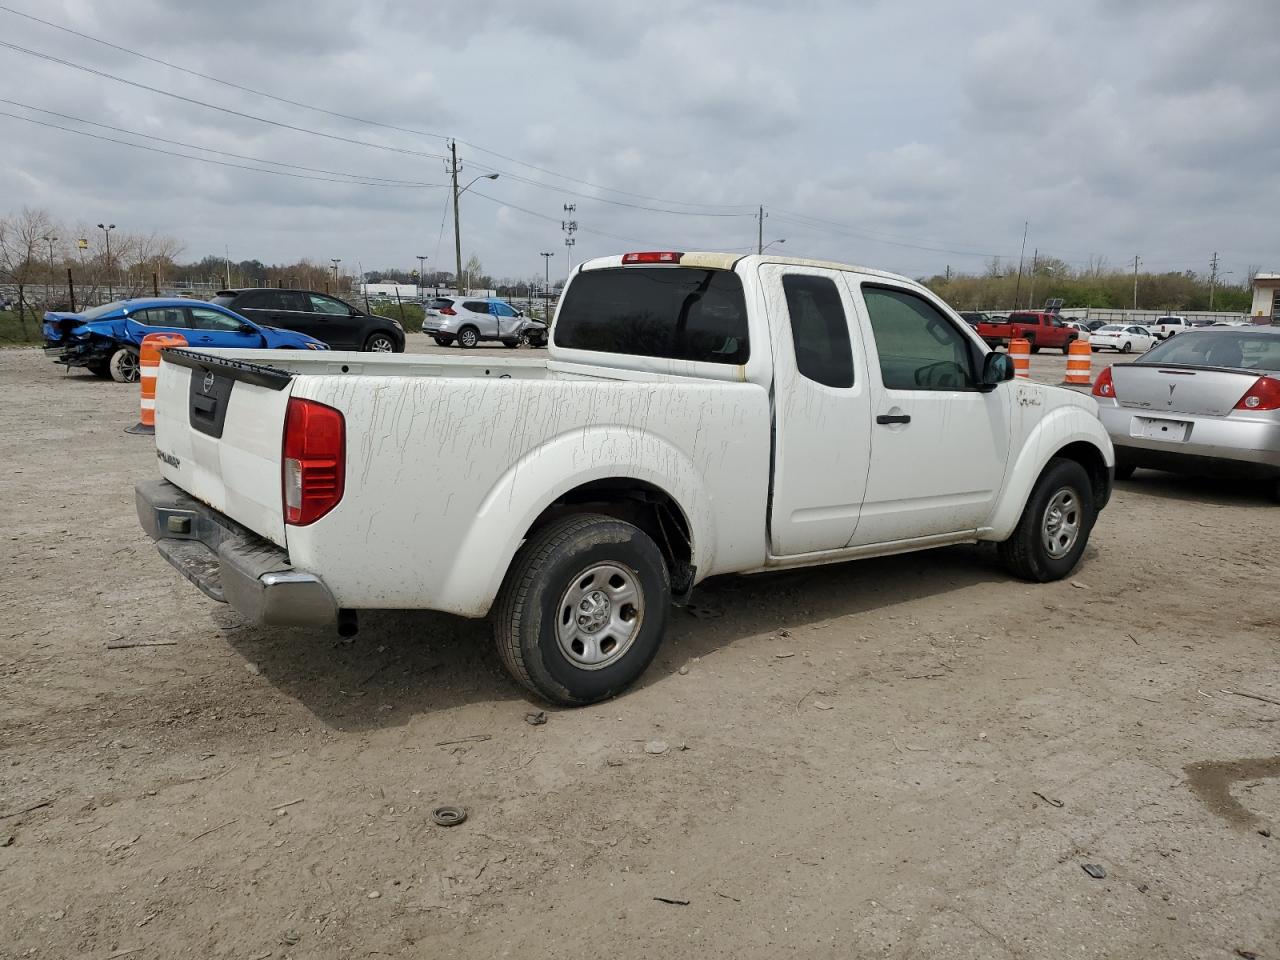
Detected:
left=136, top=479, right=338, bottom=628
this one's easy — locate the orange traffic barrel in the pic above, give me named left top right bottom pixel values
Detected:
left=1062, top=338, right=1092, bottom=386
left=1008, top=337, right=1031, bottom=379
left=126, top=333, right=188, bottom=435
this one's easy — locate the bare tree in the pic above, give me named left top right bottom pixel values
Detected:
left=0, top=207, right=55, bottom=330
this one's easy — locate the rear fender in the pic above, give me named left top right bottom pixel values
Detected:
left=986, top=401, right=1114, bottom=541
left=435, top=427, right=714, bottom=617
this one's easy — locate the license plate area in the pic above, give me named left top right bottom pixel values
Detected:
left=1132, top=416, right=1190, bottom=442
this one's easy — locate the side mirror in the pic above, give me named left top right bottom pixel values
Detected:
left=517, top=310, right=524, bottom=318
left=238, top=322, right=256, bottom=334
left=980, top=351, right=1015, bottom=389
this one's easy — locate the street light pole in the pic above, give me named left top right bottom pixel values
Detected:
left=416, top=255, right=428, bottom=301
left=42, top=235, right=57, bottom=305
left=330, top=258, right=342, bottom=294
left=540, top=251, right=554, bottom=321
left=97, top=223, right=116, bottom=300
left=448, top=142, right=500, bottom=297
left=761, top=238, right=786, bottom=254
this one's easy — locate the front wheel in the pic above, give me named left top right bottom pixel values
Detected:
left=108, top=346, right=139, bottom=383
left=363, top=332, right=397, bottom=353
left=501, top=338, right=519, bottom=349
left=998, top=457, right=1096, bottom=582
left=493, top=514, right=670, bottom=706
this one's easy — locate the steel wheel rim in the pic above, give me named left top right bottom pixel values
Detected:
left=1042, top=486, right=1082, bottom=559
left=369, top=336, right=394, bottom=352
left=554, top=562, right=644, bottom=670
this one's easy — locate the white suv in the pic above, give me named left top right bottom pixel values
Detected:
left=1149, top=315, right=1190, bottom=339
left=423, top=297, right=547, bottom=348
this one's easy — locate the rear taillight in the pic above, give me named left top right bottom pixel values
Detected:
left=282, top=398, right=345, bottom=525
left=1234, top=375, right=1280, bottom=411
left=621, top=251, right=683, bottom=264
left=1091, top=366, right=1117, bottom=399
left=439, top=306, right=456, bottom=316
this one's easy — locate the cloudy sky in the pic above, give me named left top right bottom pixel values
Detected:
left=2, top=0, right=1277, bottom=283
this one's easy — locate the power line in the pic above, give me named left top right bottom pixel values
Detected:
left=0, top=2, right=452, bottom=143
left=772, top=210, right=1007, bottom=258
left=0, top=98, right=445, bottom=185
left=468, top=190, right=653, bottom=246
left=0, top=109, right=449, bottom=188
left=0, top=40, right=449, bottom=161
left=0, top=4, right=753, bottom=213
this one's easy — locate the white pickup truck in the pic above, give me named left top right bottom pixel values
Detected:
left=137, top=251, right=1114, bottom=705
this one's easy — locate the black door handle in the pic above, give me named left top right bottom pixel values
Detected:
left=876, top=414, right=911, bottom=425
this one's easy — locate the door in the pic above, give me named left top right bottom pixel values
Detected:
left=848, top=282, right=1011, bottom=546
left=185, top=306, right=263, bottom=348
left=491, top=300, right=518, bottom=340
left=305, top=293, right=358, bottom=348
left=760, top=263, right=873, bottom=556
left=462, top=300, right=497, bottom=338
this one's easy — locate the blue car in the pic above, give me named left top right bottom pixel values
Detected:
left=43, top=297, right=327, bottom=382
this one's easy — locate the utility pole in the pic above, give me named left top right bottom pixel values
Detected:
left=1208, top=249, right=1218, bottom=309
left=540, top=251, right=554, bottom=321
left=449, top=140, right=463, bottom=295
left=1132, top=254, right=1141, bottom=312
left=1028, top=248, right=1039, bottom=310
left=224, top=243, right=231, bottom=288
left=330, top=258, right=342, bottom=292
left=757, top=205, right=765, bottom=254
left=1013, top=221, right=1028, bottom=310
left=42, top=235, right=56, bottom=305
left=562, top=204, right=577, bottom=281
left=416, top=255, right=428, bottom=301
left=945, top=264, right=952, bottom=281
left=98, top=223, right=116, bottom=300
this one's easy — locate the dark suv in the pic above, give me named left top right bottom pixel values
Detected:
left=210, top=289, right=405, bottom=352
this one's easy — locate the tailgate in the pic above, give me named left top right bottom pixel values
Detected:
left=153, top=349, right=294, bottom=547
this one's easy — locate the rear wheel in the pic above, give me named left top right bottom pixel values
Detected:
left=363, top=332, right=397, bottom=353
left=458, top=326, right=479, bottom=348
left=433, top=336, right=453, bottom=347
left=1120, top=341, right=1132, bottom=354
left=493, top=514, right=670, bottom=706
left=998, top=458, right=1096, bottom=582
left=108, top=346, right=139, bottom=383
left=1272, top=479, right=1280, bottom=504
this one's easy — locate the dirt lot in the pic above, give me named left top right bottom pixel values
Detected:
left=2, top=341, right=1277, bottom=960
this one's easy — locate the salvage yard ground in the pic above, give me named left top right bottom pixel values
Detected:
left=2, top=338, right=1278, bottom=959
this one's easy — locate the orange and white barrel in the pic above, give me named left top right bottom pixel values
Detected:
left=1008, top=337, right=1031, bottom=379
left=126, top=332, right=188, bottom=435
left=1062, top=338, right=1092, bottom=386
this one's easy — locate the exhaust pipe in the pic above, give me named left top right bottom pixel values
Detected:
left=337, top=609, right=359, bottom=638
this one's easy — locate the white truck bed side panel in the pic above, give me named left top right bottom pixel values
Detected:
left=284, top=374, right=771, bottom=615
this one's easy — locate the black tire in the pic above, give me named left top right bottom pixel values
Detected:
left=493, top=514, right=670, bottom=706
left=529, top=336, right=546, bottom=349
left=1114, top=457, right=1136, bottom=481
left=458, top=326, right=479, bottom=348
left=1062, top=341, right=1074, bottom=355
left=501, top=338, right=519, bottom=349
left=108, top=346, right=139, bottom=383
left=87, top=362, right=111, bottom=379
left=998, top=457, right=1096, bottom=582
left=1120, top=341, right=1132, bottom=354
left=363, top=332, right=397, bottom=353
left=433, top=336, right=452, bottom=347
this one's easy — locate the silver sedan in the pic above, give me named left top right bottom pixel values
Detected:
left=1092, top=327, right=1280, bottom=500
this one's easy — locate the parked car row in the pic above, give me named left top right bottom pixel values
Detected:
left=43, top=288, right=545, bottom=382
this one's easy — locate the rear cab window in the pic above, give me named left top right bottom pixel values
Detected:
left=555, top=267, right=749, bottom=364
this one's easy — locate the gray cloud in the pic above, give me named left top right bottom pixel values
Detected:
left=0, top=0, right=1276, bottom=283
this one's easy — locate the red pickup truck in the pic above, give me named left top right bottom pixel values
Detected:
left=976, top=312, right=1079, bottom=353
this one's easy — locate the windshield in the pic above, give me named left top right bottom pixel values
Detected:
left=555, top=267, right=749, bottom=364
left=1138, top=331, right=1280, bottom=372
left=81, top=300, right=127, bottom=321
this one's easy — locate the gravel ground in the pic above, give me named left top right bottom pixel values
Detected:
left=1, top=340, right=1277, bottom=960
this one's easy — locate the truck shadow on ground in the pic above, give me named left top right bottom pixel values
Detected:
left=222, top=542, right=1016, bottom=732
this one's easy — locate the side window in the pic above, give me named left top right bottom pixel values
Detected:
left=781, top=274, right=854, bottom=388
left=308, top=294, right=349, bottom=315
left=234, top=292, right=270, bottom=310
left=133, top=307, right=189, bottom=328
left=493, top=302, right=517, bottom=317
left=462, top=300, right=490, bottom=314
left=188, top=307, right=245, bottom=331
left=274, top=291, right=308, bottom=311
left=861, top=285, right=978, bottom=391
